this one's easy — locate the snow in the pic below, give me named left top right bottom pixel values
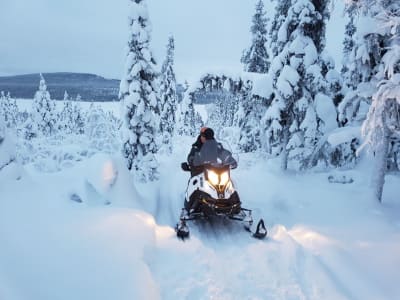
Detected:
left=314, top=93, right=338, bottom=134
left=327, top=126, right=361, bottom=147
left=251, top=73, right=273, bottom=99
left=1, top=100, right=400, bottom=299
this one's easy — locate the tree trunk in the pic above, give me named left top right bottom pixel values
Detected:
left=280, top=128, right=289, bottom=171
left=371, top=126, right=389, bottom=202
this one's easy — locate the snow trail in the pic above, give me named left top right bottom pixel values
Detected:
left=1, top=135, right=399, bottom=299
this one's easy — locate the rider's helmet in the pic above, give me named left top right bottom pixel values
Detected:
left=200, top=127, right=208, bottom=135
left=201, top=128, right=214, bottom=140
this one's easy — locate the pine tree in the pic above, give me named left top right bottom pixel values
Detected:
left=0, top=118, right=19, bottom=180
left=159, top=35, right=178, bottom=153
left=356, top=0, right=400, bottom=202
left=86, top=104, right=116, bottom=152
left=0, top=92, right=18, bottom=129
left=341, top=4, right=358, bottom=91
left=64, top=91, right=70, bottom=101
left=177, top=92, right=197, bottom=137
left=241, top=0, right=270, bottom=73
left=263, top=0, right=334, bottom=170
left=31, top=74, right=57, bottom=136
left=72, top=100, right=85, bottom=135
left=119, top=0, right=160, bottom=182
left=59, top=99, right=74, bottom=134
left=237, top=92, right=266, bottom=152
left=269, top=0, right=292, bottom=57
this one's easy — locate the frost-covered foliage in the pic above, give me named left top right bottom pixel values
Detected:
left=346, top=0, right=400, bottom=202
left=177, top=91, right=198, bottom=137
left=72, top=100, right=86, bottom=135
left=194, top=74, right=241, bottom=134
left=263, top=0, right=334, bottom=170
left=85, top=104, right=119, bottom=153
left=241, top=0, right=270, bottom=73
left=0, top=119, right=19, bottom=180
left=237, top=84, right=266, bottom=153
left=30, top=74, right=57, bottom=137
left=338, top=5, right=381, bottom=126
left=0, top=91, right=18, bottom=129
left=16, top=103, right=121, bottom=173
left=341, top=3, right=358, bottom=91
left=269, top=0, right=292, bottom=57
left=185, top=71, right=272, bottom=152
left=119, top=0, right=160, bottom=182
left=58, top=99, right=75, bottom=134
left=159, top=35, right=178, bottom=153
left=361, top=75, right=400, bottom=201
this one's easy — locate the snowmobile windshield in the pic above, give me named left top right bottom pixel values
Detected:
left=193, top=139, right=237, bottom=169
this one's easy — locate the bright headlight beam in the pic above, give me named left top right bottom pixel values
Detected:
left=208, top=170, right=219, bottom=186
left=220, top=171, right=229, bottom=186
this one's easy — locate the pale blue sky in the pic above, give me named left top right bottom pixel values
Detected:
left=0, top=0, right=346, bottom=82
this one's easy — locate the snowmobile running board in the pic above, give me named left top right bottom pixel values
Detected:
left=175, top=208, right=267, bottom=240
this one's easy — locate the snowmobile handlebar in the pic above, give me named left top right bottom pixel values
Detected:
left=181, top=162, right=236, bottom=172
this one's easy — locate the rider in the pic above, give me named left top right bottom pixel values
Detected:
left=187, top=127, right=208, bottom=168
left=187, top=127, right=237, bottom=176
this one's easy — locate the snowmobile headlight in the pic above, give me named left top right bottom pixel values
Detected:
left=207, top=170, right=219, bottom=186
left=220, top=171, right=230, bottom=186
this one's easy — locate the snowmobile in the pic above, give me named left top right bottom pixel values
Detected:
left=175, top=161, right=267, bottom=240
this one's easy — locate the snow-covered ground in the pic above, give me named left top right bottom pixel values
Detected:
left=1, top=108, right=400, bottom=299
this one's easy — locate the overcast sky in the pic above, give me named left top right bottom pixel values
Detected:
left=0, top=0, right=346, bottom=83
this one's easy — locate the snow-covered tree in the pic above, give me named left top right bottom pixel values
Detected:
left=31, top=74, right=57, bottom=136
left=59, top=99, right=74, bottom=134
left=341, top=3, right=358, bottom=91
left=177, top=91, right=197, bottom=137
left=0, top=119, right=20, bottom=180
left=0, top=91, right=18, bottom=129
left=86, top=104, right=117, bottom=152
left=241, top=0, right=270, bottom=73
left=159, top=35, right=178, bottom=153
left=119, top=0, right=160, bottom=182
left=263, top=0, right=334, bottom=170
left=354, top=0, right=400, bottom=202
left=237, top=89, right=266, bottom=152
left=63, top=90, right=70, bottom=101
left=338, top=3, right=382, bottom=127
left=269, top=0, right=292, bottom=57
left=70, top=100, right=85, bottom=135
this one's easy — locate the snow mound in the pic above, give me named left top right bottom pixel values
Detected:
left=85, top=153, right=118, bottom=195
left=327, top=126, right=361, bottom=147
left=0, top=130, right=22, bottom=181
left=81, top=153, right=142, bottom=207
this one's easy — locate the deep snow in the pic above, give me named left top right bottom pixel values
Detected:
left=1, top=124, right=400, bottom=299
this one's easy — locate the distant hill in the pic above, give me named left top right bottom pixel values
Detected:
left=0, top=73, right=120, bottom=101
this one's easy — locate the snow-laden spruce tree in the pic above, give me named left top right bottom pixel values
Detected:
left=31, top=74, right=57, bottom=136
left=119, top=0, right=160, bottom=182
left=159, top=35, right=178, bottom=153
left=262, top=0, right=334, bottom=170
left=237, top=93, right=266, bottom=152
left=232, top=78, right=264, bottom=152
left=177, top=91, right=197, bottom=137
left=241, top=0, right=270, bottom=73
left=0, top=91, right=18, bottom=129
left=269, top=0, right=292, bottom=57
left=341, top=3, right=358, bottom=91
left=338, top=3, right=382, bottom=127
left=0, top=118, right=20, bottom=180
left=58, top=91, right=74, bottom=134
left=86, top=104, right=117, bottom=152
left=72, top=100, right=85, bottom=135
left=354, top=0, right=400, bottom=202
